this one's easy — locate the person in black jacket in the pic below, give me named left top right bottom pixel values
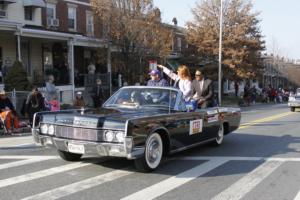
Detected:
left=91, top=78, right=104, bottom=108
left=25, top=86, right=45, bottom=127
left=191, top=70, right=213, bottom=108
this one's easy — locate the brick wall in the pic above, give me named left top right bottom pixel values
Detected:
left=56, top=1, right=68, bottom=32
left=42, top=0, right=103, bottom=39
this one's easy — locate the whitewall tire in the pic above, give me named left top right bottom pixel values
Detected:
left=134, top=132, right=163, bottom=172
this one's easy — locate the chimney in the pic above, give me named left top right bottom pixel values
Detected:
left=172, top=17, right=178, bottom=26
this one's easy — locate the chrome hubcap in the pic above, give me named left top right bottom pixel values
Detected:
left=216, top=125, right=224, bottom=144
left=146, top=134, right=162, bottom=168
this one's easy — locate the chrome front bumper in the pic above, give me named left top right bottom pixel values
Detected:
left=32, top=128, right=144, bottom=160
left=288, top=101, right=300, bottom=107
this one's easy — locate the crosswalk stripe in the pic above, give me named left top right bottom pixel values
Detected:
left=0, top=143, right=37, bottom=149
left=0, top=162, right=91, bottom=188
left=21, top=169, right=134, bottom=200
left=0, top=157, right=57, bottom=170
left=294, top=190, right=300, bottom=200
left=0, top=156, right=58, bottom=159
left=121, top=158, right=228, bottom=200
left=211, top=160, right=283, bottom=200
left=176, top=156, right=300, bottom=162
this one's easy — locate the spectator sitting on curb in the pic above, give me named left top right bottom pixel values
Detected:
left=73, top=91, right=85, bottom=109
left=0, top=90, right=20, bottom=134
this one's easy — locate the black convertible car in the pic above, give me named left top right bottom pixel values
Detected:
left=32, top=86, right=241, bottom=172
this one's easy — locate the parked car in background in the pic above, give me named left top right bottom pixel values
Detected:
left=288, top=88, right=300, bottom=112
left=32, top=86, right=241, bottom=172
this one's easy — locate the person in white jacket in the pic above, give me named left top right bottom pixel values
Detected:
left=157, top=64, right=193, bottom=102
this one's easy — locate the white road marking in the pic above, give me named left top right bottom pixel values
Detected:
left=0, top=156, right=58, bottom=159
left=211, top=160, right=283, bottom=200
left=0, top=162, right=91, bottom=188
left=22, top=169, right=134, bottom=200
left=121, top=158, right=228, bottom=200
left=0, top=136, right=34, bottom=147
left=175, top=156, right=300, bottom=162
left=0, top=143, right=38, bottom=149
left=293, top=190, right=300, bottom=200
left=0, top=157, right=57, bottom=170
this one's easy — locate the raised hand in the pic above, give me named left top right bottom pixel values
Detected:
left=157, top=64, right=164, bottom=69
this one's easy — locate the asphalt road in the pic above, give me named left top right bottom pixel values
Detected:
left=0, top=103, right=299, bottom=200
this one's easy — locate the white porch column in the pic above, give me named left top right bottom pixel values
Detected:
left=17, top=34, right=21, bottom=62
left=107, top=43, right=112, bottom=95
left=68, top=39, right=75, bottom=100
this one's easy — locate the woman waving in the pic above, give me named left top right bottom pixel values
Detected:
left=158, top=64, right=193, bottom=102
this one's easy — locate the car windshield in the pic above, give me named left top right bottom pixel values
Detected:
left=103, top=87, right=178, bottom=109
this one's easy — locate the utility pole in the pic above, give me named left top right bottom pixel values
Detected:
left=218, top=0, right=223, bottom=106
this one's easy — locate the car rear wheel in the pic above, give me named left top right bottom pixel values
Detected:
left=291, top=107, right=295, bottom=112
left=58, top=150, right=82, bottom=161
left=212, top=123, right=224, bottom=146
left=134, top=132, right=163, bottom=172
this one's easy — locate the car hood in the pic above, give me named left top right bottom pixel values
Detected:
left=37, top=107, right=169, bottom=130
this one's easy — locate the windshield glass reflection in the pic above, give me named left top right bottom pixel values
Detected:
left=103, top=87, right=178, bottom=109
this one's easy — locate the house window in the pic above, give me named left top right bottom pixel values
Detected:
left=24, top=7, right=34, bottom=21
left=86, top=12, right=94, bottom=36
left=68, top=7, right=77, bottom=30
left=46, top=3, right=56, bottom=19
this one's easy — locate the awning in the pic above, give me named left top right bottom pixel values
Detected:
left=0, top=0, right=17, bottom=4
left=23, top=0, right=46, bottom=8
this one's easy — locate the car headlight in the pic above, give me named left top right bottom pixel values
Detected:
left=48, top=125, right=55, bottom=135
left=104, top=130, right=114, bottom=142
left=115, top=131, right=125, bottom=143
left=40, top=124, right=48, bottom=134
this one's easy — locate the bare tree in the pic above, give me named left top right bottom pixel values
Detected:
left=91, top=0, right=172, bottom=83
left=186, top=0, right=265, bottom=80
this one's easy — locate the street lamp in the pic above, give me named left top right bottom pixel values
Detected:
left=218, top=0, right=223, bottom=106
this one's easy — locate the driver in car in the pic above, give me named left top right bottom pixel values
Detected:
left=130, top=91, right=146, bottom=105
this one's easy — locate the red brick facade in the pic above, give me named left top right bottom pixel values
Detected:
left=42, top=0, right=102, bottom=39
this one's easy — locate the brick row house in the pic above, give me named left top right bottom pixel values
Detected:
left=0, top=0, right=109, bottom=103
left=0, top=0, right=197, bottom=103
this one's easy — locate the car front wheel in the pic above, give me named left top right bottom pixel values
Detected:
left=291, top=107, right=295, bottom=112
left=58, top=150, right=82, bottom=161
left=134, top=132, right=163, bottom=172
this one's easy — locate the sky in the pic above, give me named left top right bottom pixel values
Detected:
left=153, top=0, right=300, bottom=60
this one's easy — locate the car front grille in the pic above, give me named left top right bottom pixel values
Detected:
left=55, top=125, right=101, bottom=141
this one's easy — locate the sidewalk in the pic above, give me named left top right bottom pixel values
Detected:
left=0, top=135, right=35, bottom=148
left=0, top=127, right=32, bottom=138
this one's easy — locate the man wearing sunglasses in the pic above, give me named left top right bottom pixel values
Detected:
left=192, top=70, right=213, bottom=109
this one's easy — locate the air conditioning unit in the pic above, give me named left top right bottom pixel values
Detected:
left=47, top=18, right=59, bottom=27
left=52, top=18, right=59, bottom=27
left=0, top=9, right=7, bottom=18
